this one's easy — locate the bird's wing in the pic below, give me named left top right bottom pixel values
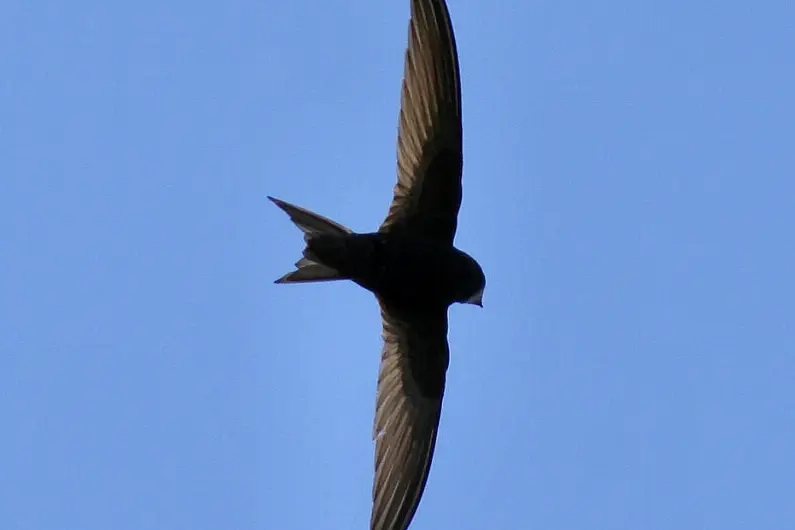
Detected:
left=371, top=301, right=449, bottom=530
left=379, top=0, right=463, bottom=244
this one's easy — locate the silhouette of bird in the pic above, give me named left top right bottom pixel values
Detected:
left=269, top=1, right=484, bottom=528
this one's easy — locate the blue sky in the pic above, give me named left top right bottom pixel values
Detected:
left=2, top=0, right=794, bottom=528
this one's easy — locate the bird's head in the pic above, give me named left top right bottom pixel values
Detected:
left=453, top=250, right=486, bottom=308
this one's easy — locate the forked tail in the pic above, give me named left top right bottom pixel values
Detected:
left=268, top=196, right=354, bottom=284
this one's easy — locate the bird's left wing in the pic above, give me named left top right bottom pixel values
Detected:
left=370, top=302, right=450, bottom=530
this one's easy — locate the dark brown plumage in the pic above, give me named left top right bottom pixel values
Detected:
left=269, top=1, right=483, bottom=528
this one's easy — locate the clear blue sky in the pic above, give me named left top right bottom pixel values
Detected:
left=2, top=1, right=794, bottom=528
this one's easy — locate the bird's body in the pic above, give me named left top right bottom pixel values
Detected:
left=269, top=1, right=483, bottom=528
left=308, top=230, right=482, bottom=310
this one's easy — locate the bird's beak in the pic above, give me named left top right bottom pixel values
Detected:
left=466, top=288, right=484, bottom=308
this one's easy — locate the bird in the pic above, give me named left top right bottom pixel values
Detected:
left=268, top=1, right=484, bottom=528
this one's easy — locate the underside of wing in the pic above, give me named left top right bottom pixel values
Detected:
left=380, top=0, right=463, bottom=244
left=371, top=302, right=450, bottom=530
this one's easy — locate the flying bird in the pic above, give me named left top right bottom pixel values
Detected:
left=269, top=1, right=484, bottom=528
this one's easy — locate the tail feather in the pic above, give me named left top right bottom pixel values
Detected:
left=275, top=262, right=342, bottom=283
left=269, top=196, right=353, bottom=284
left=268, top=196, right=351, bottom=239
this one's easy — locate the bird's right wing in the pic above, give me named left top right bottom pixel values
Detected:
left=371, top=301, right=450, bottom=530
left=379, top=0, right=463, bottom=244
